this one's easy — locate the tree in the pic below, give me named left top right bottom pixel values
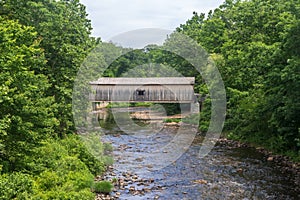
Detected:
left=1, top=0, right=98, bottom=135
left=175, top=0, right=300, bottom=158
left=262, top=20, right=300, bottom=153
left=0, top=17, right=57, bottom=172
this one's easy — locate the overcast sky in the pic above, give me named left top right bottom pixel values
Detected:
left=80, top=0, right=224, bottom=41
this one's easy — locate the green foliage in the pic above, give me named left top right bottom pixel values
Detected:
left=103, top=142, right=113, bottom=153
left=0, top=1, right=299, bottom=199
left=131, top=102, right=153, bottom=107
left=111, top=177, right=118, bottom=184
left=163, top=118, right=182, bottom=123
left=102, top=156, right=114, bottom=166
left=32, top=189, right=94, bottom=200
left=0, top=173, right=33, bottom=200
left=0, top=16, right=58, bottom=172
left=92, top=181, right=113, bottom=194
left=29, top=139, right=96, bottom=199
left=60, top=134, right=106, bottom=176
left=198, top=98, right=211, bottom=133
left=0, top=138, right=97, bottom=200
left=177, top=0, right=300, bottom=159
left=261, top=20, right=300, bottom=154
left=0, top=1, right=111, bottom=199
left=1, top=0, right=98, bottom=135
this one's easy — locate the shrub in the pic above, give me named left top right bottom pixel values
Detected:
left=0, top=135, right=108, bottom=199
left=92, top=181, right=113, bottom=194
left=0, top=172, right=34, bottom=199
left=103, top=156, right=114, bottom=166
left=103, top=142, right=113, bottom=153
left=0, top=138, right=98, bottom=200
left=60, top=134, right=106, bottom=175
left=28, top=139, right=96, bottom=199
left=111, top=177, right=118, bottom=184
left=32, top=189, right=94, bottom=200
left=163, top=118, right=181, bottom=123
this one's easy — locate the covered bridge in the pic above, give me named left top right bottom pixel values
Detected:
left=89, top=77, right=199, bottom=112
left=90, top=77, right=197, bottom=102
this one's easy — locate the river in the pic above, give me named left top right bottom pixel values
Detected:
left=93, top=107, right=299, bottom=200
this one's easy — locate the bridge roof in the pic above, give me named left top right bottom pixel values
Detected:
left=90, top=77, right=195, bottom=85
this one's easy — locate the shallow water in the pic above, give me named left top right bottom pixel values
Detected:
left=95, top=108, right=299, bottom=200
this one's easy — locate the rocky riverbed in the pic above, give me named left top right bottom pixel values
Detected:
left=93, top=108, right=299, bottom=200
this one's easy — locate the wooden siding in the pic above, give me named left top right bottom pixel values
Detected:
left=89, top=77, right=196, bottom=103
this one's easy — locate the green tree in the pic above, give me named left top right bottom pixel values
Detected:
left=1, top=0, right=98, bottom=135
left=0, top=17, right=57, bottom=172
left=262, top=20, right=300, bottom=154
left=176, top=0, right=300, bottom=158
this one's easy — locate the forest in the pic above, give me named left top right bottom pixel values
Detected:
left=0, top=0, right=299, bottom=199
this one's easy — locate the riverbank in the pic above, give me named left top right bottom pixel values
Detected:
left=217, top=138, right=300, bottom=182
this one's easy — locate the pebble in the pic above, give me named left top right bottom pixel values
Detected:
left=129, top=186, right=135, bottom=191
left=193, top=179, right=208, bottom=184
left=132, top=175, right=138, bottom=179
left=267, top=156, right=274, bottom=161
left=96, top=127, right=300, bottom=200
left=217, top=138, right=300, bottom=176
left=143, top=188, right=151, bottom=193
left=95, top=168, right=157, bottom=200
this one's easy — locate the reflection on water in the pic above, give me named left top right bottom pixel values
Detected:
left=92, top=108, right=115, bottom=130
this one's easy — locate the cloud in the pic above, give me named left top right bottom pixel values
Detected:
left=80, top=0, right=224, bottom=41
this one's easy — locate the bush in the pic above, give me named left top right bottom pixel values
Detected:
left=92, top=181, right=113, bottom=194
left=103, top=142, right=113, bottom=153
left=0, top=137, right=99, bottom=200
left=0, top=134, right=113, bottom=199
left=198, top=98, right=211, bottom=133
left=103, top=156, right=114, bottom=166
left=28, top=139, right=96, bottom=199
left=0, top=172, right=34, bottom=200
left=163, top=118, right=181, bottom=123
left=32, top=189, right=94, bottom=200
left=60, top=134, right=106, bottom=175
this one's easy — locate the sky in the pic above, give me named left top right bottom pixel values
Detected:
left=80, top=0, right=224, bottom=42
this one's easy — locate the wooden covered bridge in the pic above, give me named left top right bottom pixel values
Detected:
left=89, top=77, right=199, bottom=112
